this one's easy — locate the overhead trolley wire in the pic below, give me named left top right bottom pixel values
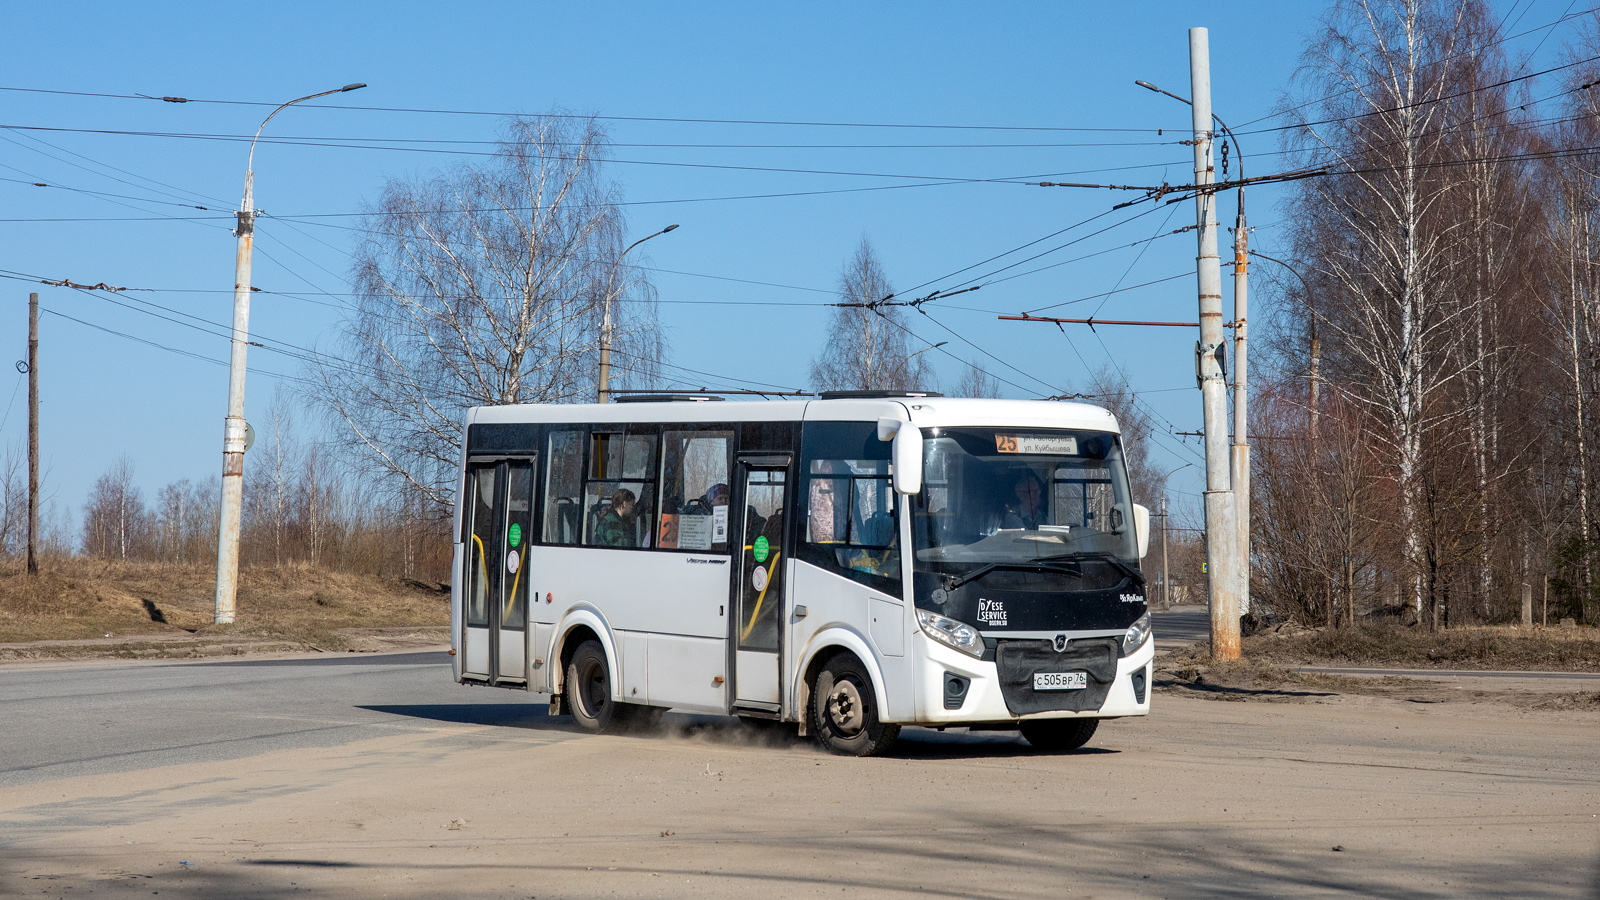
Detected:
left=0, top=123, right=1191, bottom=186
left=0, top=85, right=1162, bottom=133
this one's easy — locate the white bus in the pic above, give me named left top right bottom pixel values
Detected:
left=451, top=391, right=1154, bottom=756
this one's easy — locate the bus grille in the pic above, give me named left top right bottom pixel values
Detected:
left=995, top=638, right=1119, bottom=716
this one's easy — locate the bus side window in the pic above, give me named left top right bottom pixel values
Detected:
left=797, top=421, right=900, bottom=593
left=659, top=428, right=733, bottom=552
left=583, top=428, right=658, bottom=549
left=544, top=429, right=583, bottom=545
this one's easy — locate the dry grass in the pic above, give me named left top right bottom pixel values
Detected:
left=1155, top=648, right=1417, bottom=702
left=0, top=558, right=448, bottom=653
left=1239, top=622, right=1600, bottom=671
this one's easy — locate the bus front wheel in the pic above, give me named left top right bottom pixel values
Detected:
left=810, top=654, right=899, bottom=757
left=1019, top=717, right=1099, bottom=752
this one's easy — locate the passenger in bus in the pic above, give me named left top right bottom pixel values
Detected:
left=684, top=482, right=728, bottom=515
left=594, top=487, right=640, bottom=547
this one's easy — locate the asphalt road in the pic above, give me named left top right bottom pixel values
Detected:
left=0, top=651, right=513, bottom=788
left=2, top=636, right=1598, bottom=898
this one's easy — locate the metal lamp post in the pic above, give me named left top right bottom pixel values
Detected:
left=214, top=83, right=366, bottom=626
left=597, top=224, right=679, bottom=403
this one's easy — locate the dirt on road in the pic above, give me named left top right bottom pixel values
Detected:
left=1, top=685, right=1596, bottom=899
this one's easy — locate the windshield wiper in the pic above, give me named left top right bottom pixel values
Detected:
left=942, top=560, right=1086, bottom=591
left=1043, top=550, right=1145, bottom=587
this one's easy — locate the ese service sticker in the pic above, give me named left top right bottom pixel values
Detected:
left=505, top=549, right=521, bottom=574
left=752, top=535, right=770, bottom=563
left=508, top=523, right=522, bottom=547
left=751, top=565, right=768, bottom=591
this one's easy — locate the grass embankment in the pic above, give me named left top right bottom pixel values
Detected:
left=1241, top=622, right=1600, bottom=672
left=0, top=558, right=448, bottom=661
left=1155, top=622, right=1600, bottom=709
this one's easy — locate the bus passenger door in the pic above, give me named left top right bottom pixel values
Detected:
left=734, top=463, right=788, bottom=710
left=461, top=458, right=534, bottom=685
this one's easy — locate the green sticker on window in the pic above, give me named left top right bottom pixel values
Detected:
left=508, top=523, right=522, bottom=547
left=752, top=535, right=770, bottom=563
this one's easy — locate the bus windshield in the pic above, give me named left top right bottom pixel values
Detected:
left=911, top=427, right=1141, bottom=592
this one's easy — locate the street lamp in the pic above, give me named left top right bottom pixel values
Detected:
left=906, top=340, right=947, bottom=359
left=1136, top=71, right=1254, bottom=623
left=598, top=224, right=679, bottom=403
left=214, top=82, right=365, bottom=626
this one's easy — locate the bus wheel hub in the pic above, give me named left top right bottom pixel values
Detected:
left=828, top=681, right=864, bottom=734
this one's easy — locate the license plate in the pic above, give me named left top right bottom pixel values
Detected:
left=1033, top=672, right=1087, bottom=691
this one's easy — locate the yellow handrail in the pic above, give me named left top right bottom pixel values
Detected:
left=470, top=533, right=490, bottom=617
left=739, top=552, right=780, bottom=643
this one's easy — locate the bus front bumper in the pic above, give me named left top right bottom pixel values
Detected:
left=910, top=631, right=1155, bottom=724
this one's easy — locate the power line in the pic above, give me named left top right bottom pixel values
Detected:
left=0, top=124, right=1176, bottom=185
left=1232, top=3, right=1600, bottom=130
left=0, top=85, right=1161, bottom=133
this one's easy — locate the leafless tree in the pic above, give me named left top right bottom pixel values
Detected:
left=81, top=457, right=147, bottom=559
left=0, top=444, right=24, bottom=557
left=245, top=387, right=298, bottom=567
left=952, top=359, right=1000, bottom=398
left=1085, top=369, right=1169, bottom=509
left=809, top=238, right=934, bottom=393
left=1282, top=0, right=1482, bottom=623
left=308, top=113, right=663, bottom=508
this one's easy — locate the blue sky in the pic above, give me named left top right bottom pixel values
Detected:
left=0, top=1, right=1580, bottom=530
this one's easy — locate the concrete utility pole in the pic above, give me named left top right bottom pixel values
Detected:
left=26, top=292, right=39, bottom=576
left=597, top=224, right=678, bottom=403
left=214, top=83, right=364, bottom=625
left=1188, top=27, right=1242, bottom=659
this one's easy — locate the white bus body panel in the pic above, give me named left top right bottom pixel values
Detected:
left=531, top=544, right=729, bottom=714
left=787, top=559, right=907, bottom=722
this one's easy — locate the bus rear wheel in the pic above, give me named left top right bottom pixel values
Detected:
left=810, top=654, right=899, bottom=757
left=1019, top=717, right=1099, bottom=752
left=566, top=639, right=639, bottom=734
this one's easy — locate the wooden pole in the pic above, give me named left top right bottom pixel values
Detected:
left=26, top=292, right=39, bottom=576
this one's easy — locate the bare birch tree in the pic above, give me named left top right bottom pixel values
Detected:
left=810, top=238, right=934, bottom=393
left=308, top=114, right=664, bottom=508
left=81, top=457, right=146, bottom=560
left=1283, top=0, right=1480, bottom=624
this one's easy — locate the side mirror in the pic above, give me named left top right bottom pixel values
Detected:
left=1132, top=503, right=1150, bottom=559
left=891, top=425, right=923, bottom=495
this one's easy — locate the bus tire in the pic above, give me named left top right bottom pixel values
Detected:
left=810, top=653, right=899, bottom=757
left=566, top=640, right=626, bottom=734
left=1019, top=717, right=1099, bottom=752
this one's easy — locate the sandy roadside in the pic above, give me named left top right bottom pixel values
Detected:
left=2, top=690, right=1596, bottom=899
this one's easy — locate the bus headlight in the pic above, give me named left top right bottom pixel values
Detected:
left=917, top=608, right=984, bottom=658
left=1122, top=612, right=1152, bottom=655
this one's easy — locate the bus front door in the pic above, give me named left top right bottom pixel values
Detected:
left=734, top=464, right=788, bottom=710
left=461, top=458, right=534, bottom=685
